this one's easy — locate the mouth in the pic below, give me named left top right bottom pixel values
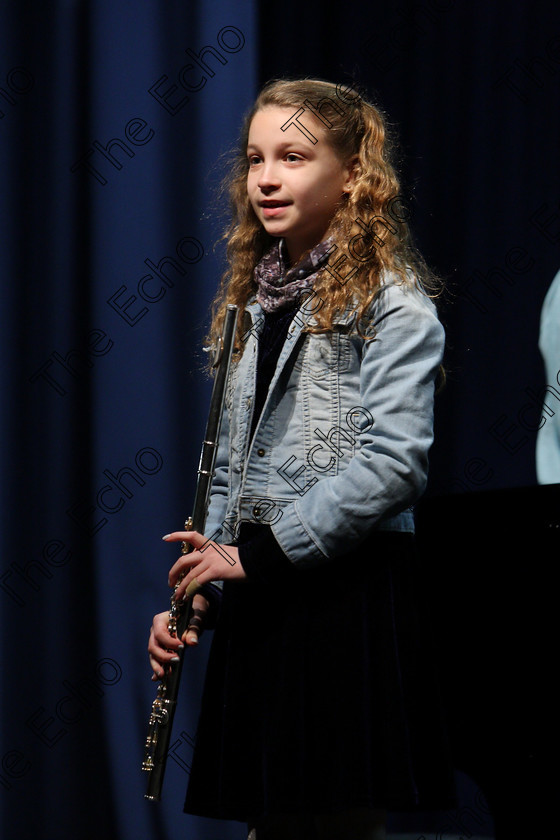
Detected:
left=259, top=200, right=291, bottom=217
left=259, top=199, right=290, bottom=207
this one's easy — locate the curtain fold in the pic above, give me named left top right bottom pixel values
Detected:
left=1, top=2, right=256, bottom=839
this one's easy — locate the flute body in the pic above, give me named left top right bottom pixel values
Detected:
left=142, top=304, right=239, bottom=802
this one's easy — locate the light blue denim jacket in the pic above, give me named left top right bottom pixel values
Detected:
left=205, top=276, right=445, bottom=569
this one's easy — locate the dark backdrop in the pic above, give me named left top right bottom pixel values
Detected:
left=257, top=0, right=560, bottom=498
left=1, top=1, right=558, bottom=839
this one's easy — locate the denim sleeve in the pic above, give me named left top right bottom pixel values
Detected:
left=271, top=283, right=445, bottom=565
left=203, top=376, right=232, bottom=545
left=536, top=268, right=560, bottom=484
left=197, top=372, right=233, bottom=603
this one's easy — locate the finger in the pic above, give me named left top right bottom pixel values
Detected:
left=174, top=565, right=215, bottom=602
left=178, top=594, right=209, bottom=648
left=148, top=644, right=183, bottom=678
left=186, top=577, right=202, bottom=597
left=149, top=628, right=184, bottom=654
left=163, top=530, right=206, bottom=547
left=183, top=607, right=207, bottom=646
left=148, top=631, right=184, bottom=661
left=173, top=573, right=202, bottom=603
left=149, top=654, right=167, bottom=680
left=148, top=615, right=185, bottom=677
left=149, top=613, right=183, bottom=651
left=192, top=593, right=210, bottom=611
left=168, top=550, right=204, bottom=587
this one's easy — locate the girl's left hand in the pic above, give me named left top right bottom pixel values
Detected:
left=163, top=530, right=246, bottom=600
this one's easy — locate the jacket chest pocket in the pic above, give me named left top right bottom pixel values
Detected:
left=293, top=331, right=352, bottom=379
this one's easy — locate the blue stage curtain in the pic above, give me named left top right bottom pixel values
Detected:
left=1, top=3, right=256, bottom=839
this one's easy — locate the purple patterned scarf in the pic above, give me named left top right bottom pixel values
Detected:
left=255, top=238, right=333, bottom=313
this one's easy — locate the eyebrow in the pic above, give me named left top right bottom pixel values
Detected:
left=246, top=140, right=311, bottom=153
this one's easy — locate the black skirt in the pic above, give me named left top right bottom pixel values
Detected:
left=183, top=529, right=456, bottom=822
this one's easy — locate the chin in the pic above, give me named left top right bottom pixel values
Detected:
left=262, top=223, right=289, bottom=238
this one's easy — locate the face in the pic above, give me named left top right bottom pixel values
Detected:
left=247, top=106, right=355, bottom=266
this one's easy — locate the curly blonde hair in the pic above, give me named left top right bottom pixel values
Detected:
left=208, top=78, right=441, bottom=354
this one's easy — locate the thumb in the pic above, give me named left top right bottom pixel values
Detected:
left=182, top=594, right=209, bottom=646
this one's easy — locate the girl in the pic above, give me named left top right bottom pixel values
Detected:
left=148, top=78, right=455, bottom=840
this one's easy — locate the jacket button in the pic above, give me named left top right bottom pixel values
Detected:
left=257, top=448, right=265, bottom=457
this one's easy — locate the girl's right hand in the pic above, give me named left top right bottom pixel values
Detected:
left=148, top=593, right=209, bottom=680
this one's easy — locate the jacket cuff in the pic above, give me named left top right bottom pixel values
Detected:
left=237, top=526, right=297, bottom=585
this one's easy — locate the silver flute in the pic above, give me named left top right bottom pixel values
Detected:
left=142, top=304, right=238, bottom=802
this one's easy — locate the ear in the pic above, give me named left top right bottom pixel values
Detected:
left=342, top=154, right=360, bottom=194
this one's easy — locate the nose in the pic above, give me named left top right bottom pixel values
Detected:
left=257, top=161, right=281, bottom=193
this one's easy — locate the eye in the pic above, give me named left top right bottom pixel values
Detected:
left=247, top=154, right=262, bottom=166
left=285, top=153, right=303, bottom=162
